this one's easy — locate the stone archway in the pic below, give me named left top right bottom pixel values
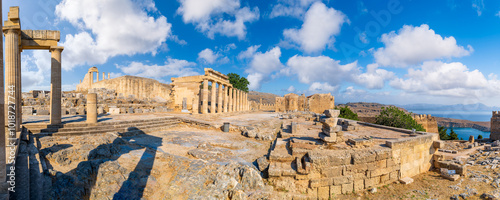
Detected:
left=3, top=6, right=65, bottom=130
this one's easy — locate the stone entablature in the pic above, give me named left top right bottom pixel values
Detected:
left=491, top=111, right=500, bottom=140
left=171, top=68, right=249, bottom=114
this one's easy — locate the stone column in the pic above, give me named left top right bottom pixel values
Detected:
left=228, top=87, right=233, bottom=112
left=223, top=85, right=228, bottom=113
left=201, top=79, right=208, bottom=114
left=50, top=46, right=64, bottom=125
left=86, top=93, right=97, bottom=123
left=239, top=90, right=243, bottom=111
left=192, top=95, right=199, bottom=114
left=0, top=3, right=6, bottom=185
left=234, top=89, right=237, bottom=112
left=210, top=81, right=216, bottom=113
left=96, top=71, right=99, bottom=82
left=236, top=90, right=240, bottom=112
left=16, top=49, right=22, bottom=129
left=108, top=73, right=110, bottom=79
left=217, top=82, right=223, bottom=113
left=102, top=72, right=105, bottom=80
left=4, top=29, right=20, bottom=131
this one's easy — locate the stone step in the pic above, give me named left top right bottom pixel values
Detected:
left=25, top=117, right=178, bottom=133
left=24, top=116, right=175, bottom=129
left=35, top=121, right=179, bottom=137
left=31, top=118, right=179, bottom=133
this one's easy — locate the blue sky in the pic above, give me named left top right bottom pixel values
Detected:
left=5, top=0, right=500, bottom=106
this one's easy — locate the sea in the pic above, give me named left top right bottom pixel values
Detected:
left=406, top=109, right=491, bottom=140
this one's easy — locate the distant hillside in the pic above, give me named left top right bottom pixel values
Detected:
left=248, top=91, right=279, bottom=104
left=400, top=103, right=500, bottom=111
left=336, top=102, right=407, bottom=123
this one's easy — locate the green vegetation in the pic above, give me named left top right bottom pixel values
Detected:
left=478, top=135, right=483, bottom=139
left=374, top=106, right=425, bottom=131
left=438, top=126, right=448, bottom=140
left=448, top=127, right=459, bottom=140
left=227, top=73, right=249, bottom=92
left=335, top=106, right=359, bottom=120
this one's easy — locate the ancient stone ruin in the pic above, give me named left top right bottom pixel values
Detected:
left=413, top=114, right=439, bottom=133
left=275, top=93, right=335, bottom=113
left=492, top=111, right=500, bottom=140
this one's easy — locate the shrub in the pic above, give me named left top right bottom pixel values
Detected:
left=336, top=106, right=359, bottom=120
left=375, top=106, right=425, bottom=131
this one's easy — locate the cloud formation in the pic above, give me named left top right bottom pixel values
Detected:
left=283, top=2, right=348, bottom=53
left=56, top=0, right=172, bottom=70
left=117, top=58, right=199, bottom=79
left=197, top=48, right=228, bottom=64
left=270, top=0, right=320, bottom=19
left=374, top=24, right=472, bottom=67
left=177, top=0, right=259, bottom=39
left=243, top=46, right=284, bottom=90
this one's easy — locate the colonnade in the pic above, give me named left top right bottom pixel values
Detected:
left=197, top=79, right=249, bottom=114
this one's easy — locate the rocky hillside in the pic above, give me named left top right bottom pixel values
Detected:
left=249, top=91, right=279, bottom=104
left=435, top=117, right=490, bottom=132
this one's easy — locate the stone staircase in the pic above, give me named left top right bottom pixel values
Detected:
left=23, top=117, right=180, bottom=136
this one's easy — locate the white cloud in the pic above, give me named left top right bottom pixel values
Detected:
left=238, top=45, right=261, bottom=59
left=56, top=0, right=172, bottom=70
left=389, top=61, right=498, bottom=97
left=472, top=0, right=485, bottom=16
left=374, top=24, right=472, bottom=67
left=496, top=11, right=500, bottom=17
left=287, top=85, right=296, bottom=92
left=244, top=47, right=284, bottom=90
left=270, top=0, right=320, bottom=18
left=283, top=2, right=348, bottom=53
left=117, top=58, right=199, bottom=79
left=177, top=0, right=259, bottom=39
left=283, top=55, right=358, bottom=85
left=21, top=51, right=52, bottom=91
left=308, top=82, right=338, bottom=93
left=109, top=72, right=123, bottom=79
left=198, top=48, right=222, bottom=64
left=355, top=64, right=395, bottom=89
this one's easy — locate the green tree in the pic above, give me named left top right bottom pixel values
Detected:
left=227, top=73, right=249, bottom=92
left=375, top=106, right=426, bottom=132
left=438, top=126, right=448, bottom=140
left=478, top=135, right=483, bottom=139
left=448, top=127, right=458, bottom=140
left=335, top=106, right=359, bottom=120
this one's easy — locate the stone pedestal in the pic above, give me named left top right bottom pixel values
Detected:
left=50, top=46, right=63, bottom=125
left=319, top=110, right=343, bottom=143
left=86, top=93, right=97, bottom=123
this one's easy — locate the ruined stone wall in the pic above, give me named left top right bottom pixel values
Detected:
left=83, top=76, right=172, bottom=101
left=413, top=114, right=439, bottom=134
left=274, top=93, right=335, bottom=114
left=275, top=97, right=285, bottom=112
left=491, top=111, right=500, bottom=140
left=307, top=93, right=335, bottom=114
left=170, top=81, right=201, bottom=112
left=268, top=133, right=439, bottom=198
left=251, top=100, right=275, bottom=111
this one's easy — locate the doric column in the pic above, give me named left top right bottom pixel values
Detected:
left=17, top=49, right=22, bottom=129
left=210, top=81, right=216, bottom=113
left=234, top=89, right=238, bottom=112
left=223, top=85, right=228, bottom=113
left=4, top=28, right=20, bottom=131
left=96, top=71, right=99, bottom=82
left=239, top=90, right=243, bottom=111
left=102, top=72, right=105, bottom=80
left=236, top=90, right=240, bottom=112
left=192, top=95, right=199, bottom=114
left=201, top=79, right=208, bottom=114
left=108, top=73, right=110, bottom=79
left=217, top=82, right=223, bottom=113
left=0, top=3, right=6, bottom=184
left=50, top=46, right=64, bottom=125
left=86, top=93, right=97, bottom=123
left=228, top=86, right=233, bottom=112
left=244, top=92, right=247, bottom=111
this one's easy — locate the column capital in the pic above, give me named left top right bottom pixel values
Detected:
left=2, top=27, right=21, bottom=35
left=50, top=46, right=64, bottom=52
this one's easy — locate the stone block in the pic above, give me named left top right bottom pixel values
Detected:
left=321, top=166, right=343, bottom=177
left=389, top=171, right=399, bottom=181
left=399, top=177, right=413, bottom=184
left=380, top=174, right=390, bottom=183
left=330, top=185, right=341, bottom=196
left=291, top=122, right=298, bottom=134
left=268, top=163, right=281, bottom=177
left=36, top=109, right=49, bottom=115
left=319, top=132, right=337, bottom=143
left=256, top=157, right=269, bottom=171
left=364, top=177, right=379, bottom=189
left=352, top=150, right=376, bottom=164
left=120, top=107, right=126, bottom=114
left=310, top=178, right=333, bottom=188
left=353, top=179, right=364, bottom=192
left=69, top=108, right=77, bottom=115
left=333, top=176, right=351, bottom=185
left=317, top=186, right=330, bottom=200
left=134, top=109, right=143, bottom=113
left=109, top=108, right=120, bottom=115
left=324, top=109, right=340, bottom=118
left=22, top=107, right=33, bottom=115
left=77, top=107, right=86, bottom=115
left=97, top=107, right=104, bottom=114
left=308, top=150, right=352, bottom=167
left=128, top=108, right=134, bottom=113
left=341, top=183, right=353, bottom=194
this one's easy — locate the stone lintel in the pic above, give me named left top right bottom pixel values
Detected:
left=21, top=39, right=59, bottom=50
left=22, top=30, right=60, bottom=41
left=204, top=68, right=229, bottom=79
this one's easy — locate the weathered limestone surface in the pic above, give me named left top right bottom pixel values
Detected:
left=414, top=114, right=439, bottom=134
left=275, top=93, right=335, bottom=114
left=50, top=46, right=63, bottom=125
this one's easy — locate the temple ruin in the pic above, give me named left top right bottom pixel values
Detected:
left=275, top=93, right=335, bottom=113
